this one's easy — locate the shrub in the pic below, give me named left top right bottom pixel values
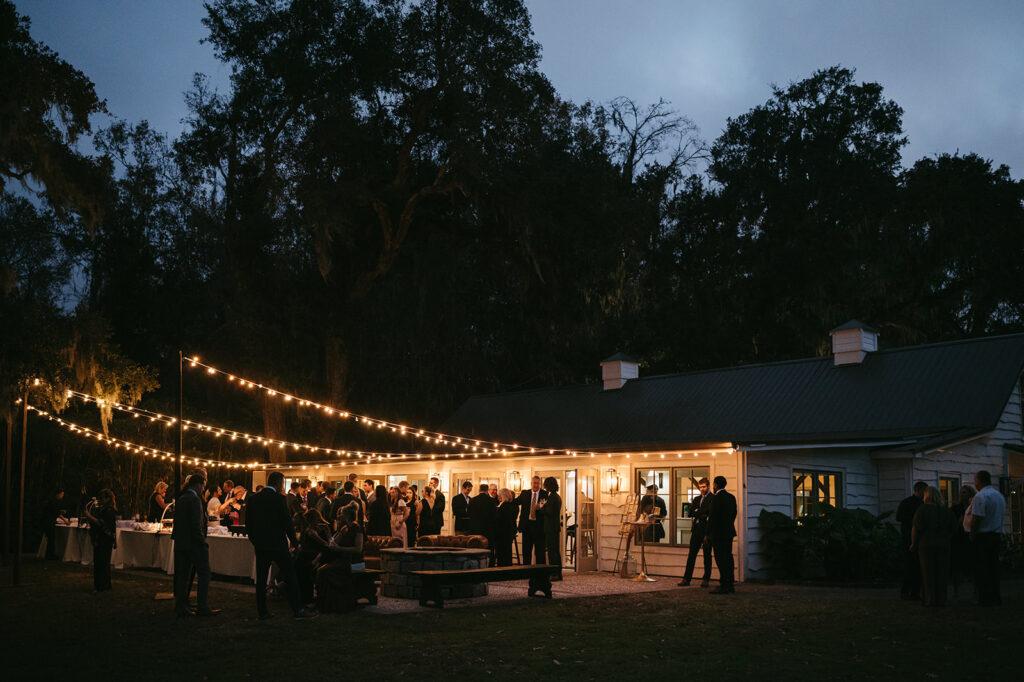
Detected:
left=758, top=503, right=899, bottom=582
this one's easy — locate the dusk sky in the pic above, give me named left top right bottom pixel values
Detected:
left=15, top=0, right=1024, bottom=177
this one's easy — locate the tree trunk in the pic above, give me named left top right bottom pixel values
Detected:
left=262, top=394, right=286, bottom=463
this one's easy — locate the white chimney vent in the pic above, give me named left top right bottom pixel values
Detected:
left=601, top=353, right=639, bottom=390
left=829, top=320, right=879, bottom=366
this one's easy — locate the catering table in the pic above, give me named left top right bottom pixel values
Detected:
left=53, top=524, right=256, bottom=581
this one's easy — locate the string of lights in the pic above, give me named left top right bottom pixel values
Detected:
left=184, top=356, right=570, bottom=457
left=26, top=404, right=254, bottom=470
left=66, top=389, right=406, bottom=459
left=29, top=397, right=735, bottom=469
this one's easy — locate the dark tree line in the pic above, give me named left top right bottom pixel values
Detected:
left=1, top=0, right=1022, bottom=528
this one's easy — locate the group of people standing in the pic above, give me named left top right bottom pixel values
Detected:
left=673, top=476, right=737, bottom=594
left=284, top=474, right=447, bottom=547
left=897, top=469, right=1007, bottom=607
left=448, top=475, right=564, bottom=578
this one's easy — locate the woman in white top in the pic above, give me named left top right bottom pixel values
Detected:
left=206, top=491, right=224, bottom=526
left=389, top=487, right=409, bottom=547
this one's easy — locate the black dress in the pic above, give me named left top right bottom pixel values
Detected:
left=316, top=524, right=372, bottom=612
left=494, top=501, right=518, bottom=566
left=366, top=498, right=390, bottom=537
left=418, top=499, right=439, bottom=537
left=147, top=493, right=164, bottom=523
left=295, top=524, right=331, bottom=604
left=406, top=497, right=418, bottom=541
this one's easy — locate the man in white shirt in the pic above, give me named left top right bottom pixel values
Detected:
left=970, top=469, right=1006, bottom=606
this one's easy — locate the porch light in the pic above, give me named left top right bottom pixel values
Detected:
left=509, top=471, right=523, bottom=494
left=605, top=468, right=623, bottom=494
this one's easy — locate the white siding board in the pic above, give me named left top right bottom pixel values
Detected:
left=743, top=447, right=878, bottom=579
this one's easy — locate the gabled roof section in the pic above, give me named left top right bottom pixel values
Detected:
left=602, top=352, right=637, bottom=363
left=440, top=333, right=1024, bottom=450
left=830, top=319, right=878, bottom=333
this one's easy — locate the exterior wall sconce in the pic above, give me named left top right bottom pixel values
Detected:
left=605, top=468, right=623, bottom=494
left=508, top=471, right=523, bottom=494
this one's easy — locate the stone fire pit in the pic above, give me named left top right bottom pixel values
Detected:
left=380, top=547, right=490, bottom=600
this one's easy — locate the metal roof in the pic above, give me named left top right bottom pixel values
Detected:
left=440, top=333, right=1024, bottom=451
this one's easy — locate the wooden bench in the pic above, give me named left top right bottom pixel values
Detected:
left=409, top=564, right=556, bottom=608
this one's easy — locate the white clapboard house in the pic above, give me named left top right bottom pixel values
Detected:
left=265, top=322, right=1024, bottom=580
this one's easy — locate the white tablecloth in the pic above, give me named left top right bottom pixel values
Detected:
left=55, top=525, right=256, bottom=581
left=162, top=534, right=257, bottom=581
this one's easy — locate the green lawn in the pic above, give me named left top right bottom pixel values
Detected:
left=0, top=560, right=1017, bottom=680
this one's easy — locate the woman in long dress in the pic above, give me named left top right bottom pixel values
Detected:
left=366, top=485, right=390, bottom=537
left=315, top=503, right=367, bottom=613
left=389, top=487, right=409, bottom=547
left=494, top=488, right=518, bottom=566
left=417, top=487, right=438, bottom=538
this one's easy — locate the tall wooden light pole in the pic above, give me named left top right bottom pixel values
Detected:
left=14, top=388, right=27, bottom=585
left=3, top=418, right=11, bottom=567
left=176, top=351, right=183, bottom=497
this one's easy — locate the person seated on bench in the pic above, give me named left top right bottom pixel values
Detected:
left=316, top=502, right=368, bottom=613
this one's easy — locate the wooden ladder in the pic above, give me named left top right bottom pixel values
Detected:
left=612, top=493, right=640, bottom=576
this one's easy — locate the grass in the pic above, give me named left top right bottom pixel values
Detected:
left=0, top=559, right=1018, bottom=680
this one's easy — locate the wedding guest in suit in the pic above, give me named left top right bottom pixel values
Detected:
left=911, top=486, right=954, bottom=607
left=316, top=486, right=335, bottom=524
left=452, top=481, right=473, bottom=535
left=537, top=477, right=562, bottom=580
left=42, top=488, right=68, bottom=559
left=495, top=488, right=518, bottom=566
left=83, top=489, right=117, bottom=592
left=429, top=477, right=446, bottom=531
left=287, top=481, right=303, bottom=519
left=640, top=485, right=668, bottom=543
left=366, top=484, right=390, bottom=537
left=246, top=471, right=314, bottom=619
left=332, top=481, right=364, bottom=530
left=362, top=480, right=375, bottom=504
left=488, top=483, right=498, bottom=499
left=950, top=485, right=975, bottom=598
left=679, top=477, right=712, bottom=587
left=304, top=479, right=319, bottom=511
left=470, top=483, right=498, bottom=560
left=171, top=474, right=218, bottom=616
left=348, top=474, right=366, bottom=502
left=897, top=481, right=927, bottom=600
left=708, top=476, right=737, bottom=594
left=516, top=476, right=547, bottom=564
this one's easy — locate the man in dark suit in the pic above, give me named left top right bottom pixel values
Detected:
left=640, top=485, right=668, bottom=542
left=896, top=481, right=927, bottom=600
left=679, top=477, right=712, bottom=587
left=172, top=474, right=219, bottom=617
left=286, top=481, right=302, bottom=518
left=452, top=480, right=473, bottom=535
left=429, top=477, right=446, bottom=532
left=469, top=483, right=498, bottom=559
left=247, top=471, right=314, bottom=619
left=516, top=475, right=548, bottom=564
left=331, top=480, right=364, bottom=529
left=537, top=477, right=563, bottom=580
left=708, top=475, right=737, bottom=594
